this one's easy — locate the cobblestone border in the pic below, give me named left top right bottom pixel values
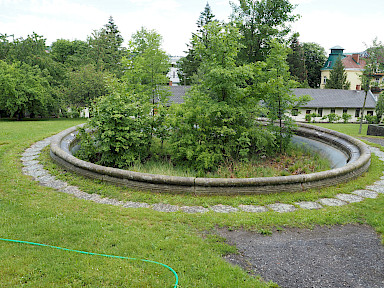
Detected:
left=50, top=123, right=371, bottom=195
left=21, top=137, right=384, bottom=213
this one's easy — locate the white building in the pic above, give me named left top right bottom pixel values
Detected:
left=167, top=56, right=181, bottom=86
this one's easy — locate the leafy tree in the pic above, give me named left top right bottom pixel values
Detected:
left=64, top=64, right=110, bottom=108
left=376, top=92, right=384, bottom=123
left=51, top=39, right=92, bottom=67
left=261, top=40, right=310, bottom=152
left=0, top=33, right=12, bottom=60
left=0, top=60, right=52, bottom=119
left=122, top=27, right=170, bottom=144
left=123, top=27, right=170, bottom=102
left=302, top=42, right=327, bottom=88
left=168, top=22, right=274, bottom=172
left=230, top=0, right=298, bottom=63
left=287, top=34, right=307, bottom=84
left=325, top=57, right=350, bottom=89
left=6, top=32, right=47, bottom=67
left=359, top=39, right=384, bottom=133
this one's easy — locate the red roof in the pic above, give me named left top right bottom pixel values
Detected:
left=342, top=55, right=366, bottom=69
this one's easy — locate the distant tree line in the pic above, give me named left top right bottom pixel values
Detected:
left=0, top=16, right=125, bottom=119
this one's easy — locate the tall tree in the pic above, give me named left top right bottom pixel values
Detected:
left=287, top=34, right=307, bottom=84
left=177, top=3, right=216, bottom=85
left=359, top=39, right=384, bottom=133
left=302, top=42, right=327, bottom=88
left=168, top=22, right=272, bottom=172
left=88, top=16, right=125, bottom=75
left=230, top=0, right=298, bottom=64
left=123, top=27, right=170, bottom=143
left=325, top=57, right=350, bottom=89
left=376, top=92, right=384, bottom=123
left=261, top=40, right=310, bottom=152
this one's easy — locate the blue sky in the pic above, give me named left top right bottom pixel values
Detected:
left=1, top=0, right=384, bottom=56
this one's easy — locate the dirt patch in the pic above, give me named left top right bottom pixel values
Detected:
left=217, top=224, right=384, bottom=288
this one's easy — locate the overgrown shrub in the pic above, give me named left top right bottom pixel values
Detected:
left=76, top=91, right=152, bottom=168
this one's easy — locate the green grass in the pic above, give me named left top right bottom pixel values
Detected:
left=1, top=119, right=384, bottom=287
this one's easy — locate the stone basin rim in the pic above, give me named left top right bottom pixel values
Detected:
left=50, top=123, right=371, bottom=195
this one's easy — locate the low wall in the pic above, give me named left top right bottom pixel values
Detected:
left=50, top=123, right=371, bottom=195
left=367, top=124, right=384, bottom=137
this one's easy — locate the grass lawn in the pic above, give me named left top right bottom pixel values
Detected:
left=0, top=119, right=383, bottom=287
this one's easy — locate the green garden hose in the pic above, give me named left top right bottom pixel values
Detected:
left=0, top=237, right=178, bottom=288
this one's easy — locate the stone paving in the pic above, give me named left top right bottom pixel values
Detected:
left=21, top=137, right=384, bottom=214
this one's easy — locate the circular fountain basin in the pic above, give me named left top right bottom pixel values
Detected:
left=50, top=123, right=371, bottom=195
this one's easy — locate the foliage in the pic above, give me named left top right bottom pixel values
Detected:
left=177, top=3, right=216, bottom=85
left=305, top=114, right=312, bottom=122
left=376, top=92, right=384, bottom=122
left=124, top=27, right=170, bottom=99
left=87, top=16, right=125, bottom=75
left=64, top=64, right=110, bottom=108
left=76, top=88, right=152, bottom=168
left=341, top=113, right=352, bottom=123
left=302, top=42, right=327, bottom=88
left=123, top=27, right=171, bottom=141
left=364, top=114, right=378, bottom=124
left=0, top=60, right=52, bottom=119
left=325, top=57, right=350, bottom=89
left=230, top=0, right=298, bottom=63
left=287, top=34, right=307, bottom=84
left=322, top=113, right=340, bottom=123
left=260, top=40, right=310, bottom=152
left=359, top=39, right=384, bottom=133
left=50, top=39, right=93, bottom=67
left=168, top=22, right=275, bottom=173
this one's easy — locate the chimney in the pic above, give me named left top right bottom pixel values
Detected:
left=352, top=53, right=360, bottom=64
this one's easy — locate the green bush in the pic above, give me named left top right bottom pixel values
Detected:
left=365, top=114, right=378, bottom=124
left=76, top=91, right=152, bottom=168
left=323, top=113, right=340, bottom=123
left=341, top=113, right=352, bottom=123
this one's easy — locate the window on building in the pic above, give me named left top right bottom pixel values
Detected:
left=317, top=108, right=323, bottom=117
left=326, top=61, right=332, bottom=68
left=343, top=109, right=348, bottom=114
left=291, top=109, right=299, bottom=116
left=323, top=76, right=327, bottom=84
left=331, top=108, right=335, bottom=114
left=367, top=111, right=374, bottom=116
left=306, top=110, right=311, bottom=114
left=355, top=109, right=360, bottom=117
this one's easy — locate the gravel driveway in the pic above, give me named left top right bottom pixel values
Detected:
left=218, top=224, right=384, bottom=288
